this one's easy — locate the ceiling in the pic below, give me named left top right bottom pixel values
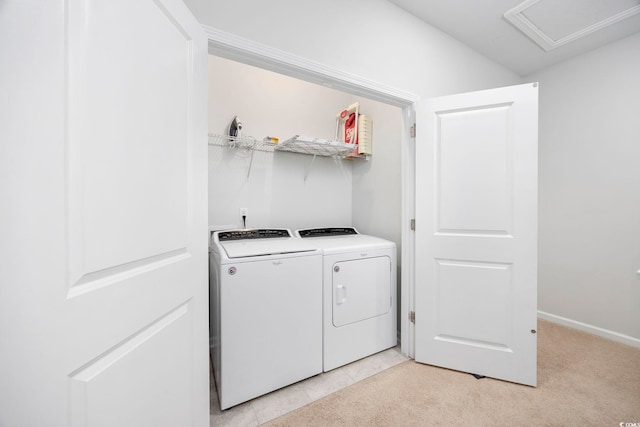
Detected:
left=387, top=0, right=640, bottom=76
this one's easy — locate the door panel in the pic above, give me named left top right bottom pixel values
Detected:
left=67, top=0, right=192, bottom=291
left=436, top=104, right=513, bottom=235
left=69, top=303, right=193, bottom=427
left=415, top=83, right=538, bottom=386
left=434, top=260, right=512, bottom=347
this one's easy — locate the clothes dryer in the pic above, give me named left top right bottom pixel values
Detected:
left=210, top=229, right=322, bottom=409
left=296, top=227, right=397, bottom=372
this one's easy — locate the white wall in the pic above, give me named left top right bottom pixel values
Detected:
left=528, top=33, right=640, bottom=341
left=208, top=55, right=401, bottom=235
left=208, top=55, right=351, bottom=230
left=351, top=100, right=402, bottom=245
left=184, top=0, right=522, bottom=99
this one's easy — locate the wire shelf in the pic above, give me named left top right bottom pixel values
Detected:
left=208, top=134, right=276, bottom=152
left=277, top=135, right=356, bottom=158
left=207, top=134, right=356, bottom=158
left=208, top=133, right=360, bottom=180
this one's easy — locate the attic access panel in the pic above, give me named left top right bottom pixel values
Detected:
left=504, top=0, right=640, bottom=51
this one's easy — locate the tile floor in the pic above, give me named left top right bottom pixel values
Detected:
left=210, top=346, right=409, bottom=426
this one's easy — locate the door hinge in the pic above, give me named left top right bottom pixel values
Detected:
left=409, top=311, right=415, bottom=324
left=410, top=219, right=415, bottom=231
left=410, top=123, right=416, bottom=138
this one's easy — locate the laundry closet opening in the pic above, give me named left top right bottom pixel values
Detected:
left=207, top=53, right=404, bottom=328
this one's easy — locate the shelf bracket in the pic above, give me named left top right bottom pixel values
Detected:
left=303, top=154, right=317, bottom=182
left=246, top=143, right=256, bottom=179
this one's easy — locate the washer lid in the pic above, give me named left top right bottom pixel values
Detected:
left=215, top=229, right=318, bottom=258
left=221, top=239, right=318, bottom=258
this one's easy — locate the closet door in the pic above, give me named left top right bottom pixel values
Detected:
left=0, top=0, right=209, bottom=425
left=414, top=83, right=538, bottom=386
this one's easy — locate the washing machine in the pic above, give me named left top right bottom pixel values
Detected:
left=209, top=228, right=322, bottom=410
left=296, top=227, right=397, bottom=372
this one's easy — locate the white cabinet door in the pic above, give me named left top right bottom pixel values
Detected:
left=0, top=0, right=209, bottom=425
left=414, top=83, right=538, bottom=386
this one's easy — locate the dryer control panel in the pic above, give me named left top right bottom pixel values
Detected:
left=298, top=227, right=358, bottom=238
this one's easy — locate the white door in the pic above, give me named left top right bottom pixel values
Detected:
left=0, top=1, right=209, bottom=426
left=414, top=83, right=538, bottom=386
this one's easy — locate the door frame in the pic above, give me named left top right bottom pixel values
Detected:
left=203, top=26, right=419, bottom=357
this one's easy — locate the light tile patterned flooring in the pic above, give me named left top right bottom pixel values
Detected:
left=210, top=346, right=408, bottom=426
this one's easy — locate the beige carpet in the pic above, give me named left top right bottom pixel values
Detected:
left=266, top=320, right=640, bottom=426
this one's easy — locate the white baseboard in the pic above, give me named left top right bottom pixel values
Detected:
left=538, top=310, right=640, bottom=349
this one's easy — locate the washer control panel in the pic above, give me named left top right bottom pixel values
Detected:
left=218, top=229, right=291, bottom=241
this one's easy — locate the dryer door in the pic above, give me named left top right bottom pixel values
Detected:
left=333, top=256, right=391, bottom=327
